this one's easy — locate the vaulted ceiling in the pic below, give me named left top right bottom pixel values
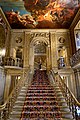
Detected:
left=0, top=0, right=80, bottom=29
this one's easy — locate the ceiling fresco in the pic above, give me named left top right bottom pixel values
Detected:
left=0, top=0, right=80, bottom=29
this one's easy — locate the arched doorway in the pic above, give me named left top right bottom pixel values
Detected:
left=34, top=41, right=47, bottom=70
left=29, top=35, right=51, bottom=72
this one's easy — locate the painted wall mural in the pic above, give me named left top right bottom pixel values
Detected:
left=0, top=0, right=80, bottom=29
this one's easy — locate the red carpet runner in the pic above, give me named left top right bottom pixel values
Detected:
left=20, top=70, right=62, bottom=120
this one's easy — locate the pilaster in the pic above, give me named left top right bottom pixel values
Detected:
left=23, top=32, right=30, bottom=68
left=50, top=32, right=58, bottom=71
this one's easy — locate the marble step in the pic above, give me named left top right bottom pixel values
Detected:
left=13, top=105, right=70, bottom=113
left=28, top=87, right=61, bottom=91
left=27, top=90, right=62, bottom=92
left=28, top=87, right=55, bottom=90
left=15, top=99, right=66, bottom=103
left=26, top=92, right=62, bottom=95
left=13, top=104, right=69, bottom=108
left=26, top=85, right=55, bottom=87
left=9, top=117, right=73, bottom=120
left=10, top=111, right=72, bottom=119
left=20, top=89, right=27, bottom=92
left=17, top=96, right=66, bottom=100
left=14, top=101, right=67, bottom=107
left=8, top=117, right=74, bottom=120
left=10, top=110, right=71, bottom=115
left=27, top=89, right=55, bottom=91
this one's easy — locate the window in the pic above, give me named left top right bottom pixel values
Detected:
left=75, top=32, right=80, bottom=50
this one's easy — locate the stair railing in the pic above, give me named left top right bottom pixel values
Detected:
left=70, top=48, right=80, bottom=67
left=50, top=70, right=80, bottom=120
left=0, top=68, right=31, bottom=120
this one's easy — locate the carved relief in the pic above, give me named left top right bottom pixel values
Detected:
left=31, top=32, right=49, bottom=39
left=15, top=37, right=22, bottom=43
left=34, top=43, right=46, bottom=54
left=58, top=37, right=65, bottom=44
left=11, top=32, right=24, bottom=47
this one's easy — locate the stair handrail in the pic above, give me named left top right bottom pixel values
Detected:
left=58, top=74, right=80, bottom=106
left=0, top=68, right=30, bottom=120
left=70, top=48, right=80, bottom=67
left=50, top=70, right=80, bottom=119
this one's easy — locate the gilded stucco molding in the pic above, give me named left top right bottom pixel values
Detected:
left=0, top=7, right=11, bottom=29
left=30, top=32, right=49, bottom=39
left=30, top=32, right=50, bottom=46
left=74, top=20, right=80, bottom=30
left=70, top=8, right=80, bottom=30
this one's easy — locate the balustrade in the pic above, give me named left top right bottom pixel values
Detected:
left=50, top=70, right=80, bottom=120
left=0, top=57, right=23, bottom=67
left=0, top=69, right=31, bottom=120
left=70, top=49, right=80, bottom=67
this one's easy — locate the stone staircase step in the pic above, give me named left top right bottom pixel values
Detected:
left=21, top=86, right=27, bottom=89
left=13, top=105, right=69, bottom=109
left=10, top=111, right=73, bottom=119
left=20, top=89, right=27, bottom=92
left=21, top=100, right=66, bottom=103
left=29, top=87, right=53, bottom=90
left=8, top=70, right=74, bottom=120
left=27, top=85, right=53, bottom=87
left=17, top=96, right=26, bottom=99
left=19, top=93, right=26, bottom=96
left=8, top=118, right=74, bottom=120
left=27, top=89, right=55, bottom=91
left=10, top=110, right=71, bottom=115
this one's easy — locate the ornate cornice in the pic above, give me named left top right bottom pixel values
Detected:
left=30, top=32, right=49, bottom=39
left=0, top=7, right=11, bottom=29
left=69, top=8, right=80, bottom=30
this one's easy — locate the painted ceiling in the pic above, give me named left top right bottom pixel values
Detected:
left=0, top=0, right=80, bottom=29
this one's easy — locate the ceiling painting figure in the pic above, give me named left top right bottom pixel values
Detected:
left=0, top=0, right=80, bottom=29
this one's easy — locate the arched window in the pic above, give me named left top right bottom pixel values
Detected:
left=75, top=32, right=80, bottom=50
left=34, top=42, right=46, bottom=54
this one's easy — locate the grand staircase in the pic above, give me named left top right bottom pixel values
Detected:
left=8, top=70, right=74, bottom=120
